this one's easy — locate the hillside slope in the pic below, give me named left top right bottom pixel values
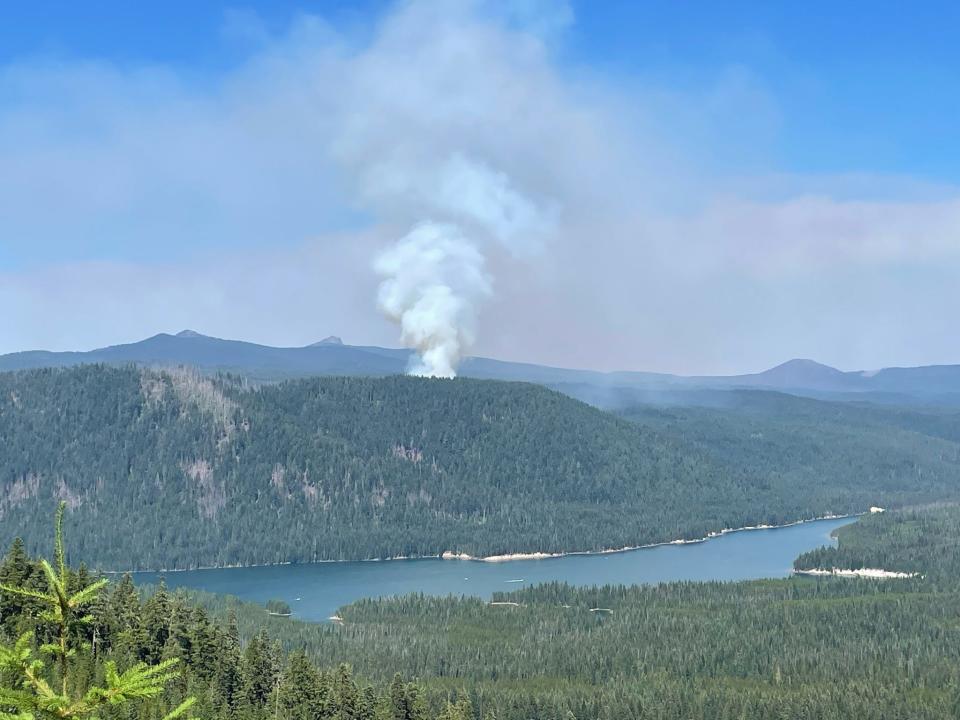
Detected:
left=1, top=366, right=959, bottom=569
left=620, top=390, right=960, bottom=474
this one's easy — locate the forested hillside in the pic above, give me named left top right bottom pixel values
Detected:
left=5, top=504, right=960, bottom=719
left=794, top=503, right=960, bottom=579
left=2, top=366, right=960, bottom=569
left=618, top=392, right=960, bottom=503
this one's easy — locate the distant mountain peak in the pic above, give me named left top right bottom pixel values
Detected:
left=311, top=336, right=344, bottom=346
left=175, top=329, right=207, bottom=339
left=736, top=357, right=853, bottom=391
left=769, top=358, right=842, bottom=374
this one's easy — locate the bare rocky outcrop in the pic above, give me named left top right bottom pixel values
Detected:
left=54, top=478, right=81, bottom=508
left=271, top=464, right=287, bottom=493
left=406, top=488, right=433, bottom=507
left=392, top=444, right=423, bottom=463
left=182, top=459, right=226, bottom=519
left=140, top=368, right=246, bottom=454
left=371, top=484, right=389, bottom=507
left=0, top=472, right=42, bottom=518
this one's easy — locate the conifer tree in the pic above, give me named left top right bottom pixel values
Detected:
left=332, top=664, right=362, bottom=720
left=0, top=503, right=196, bottom=720
left=142, top=583, right=172, bottom=662
left=241, top=630, right=278, bottom=709
left=0, top=539, right=38, bottom=638
left=279, top=650, right=324, bottom=720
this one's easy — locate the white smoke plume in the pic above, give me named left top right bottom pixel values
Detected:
left=372, top=153, right=553, bottom=377
left=315, top=1, right=562, bottom=377
left=375, top=222, right=490, bottom=378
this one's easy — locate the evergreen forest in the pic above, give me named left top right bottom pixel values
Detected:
left=3, top=505, right=960, bottom=719
left=3, top=365, right=960, bottom=569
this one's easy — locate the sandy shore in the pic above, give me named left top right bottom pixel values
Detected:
left=794, top=567, right=918, bottom=579
left=112, top=512, right=857, bottom=573
left=441, top=513, right=855, bottom=563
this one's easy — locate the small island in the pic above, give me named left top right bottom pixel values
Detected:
left=265, top=598, right=292, bottom=617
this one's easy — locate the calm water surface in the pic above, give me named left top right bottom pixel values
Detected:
left=137, top=517, right=854, bottom=622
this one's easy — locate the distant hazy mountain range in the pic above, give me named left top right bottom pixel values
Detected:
left=3, top=329, right=960, bottom=405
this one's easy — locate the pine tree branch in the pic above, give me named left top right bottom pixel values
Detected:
left=37, top=562, right=66, bottom=610
left=67, top=581, right=108, bottom=609
left=53, top=502, right=67, bottom=588
left=160, top=697, right=196, bottom=720
left=0, top=585, right=54, bottom=604
left=0, top=504, right=196, bottom=720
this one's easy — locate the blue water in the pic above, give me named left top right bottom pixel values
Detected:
left=136, top=517, right=854, bottom=622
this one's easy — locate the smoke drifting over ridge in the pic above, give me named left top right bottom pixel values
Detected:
left=324, top=2, right=561, bottom=377
left=372, top=154, right=553, bottom=377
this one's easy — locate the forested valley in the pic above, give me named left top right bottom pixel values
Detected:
left=3, top=365, right=960, bottom=570
left=3, top=505, right=960, bottom=720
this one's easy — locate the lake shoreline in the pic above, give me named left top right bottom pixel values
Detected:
left=793, top=567, right=918, bottom=579
left=111, top=512, right=859, bottom=575
left=442, top=513, right=858, bottom=563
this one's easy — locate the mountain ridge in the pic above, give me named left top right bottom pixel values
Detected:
left=2, top=330, right=960, bottom=402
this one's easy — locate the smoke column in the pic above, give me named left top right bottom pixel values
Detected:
left=375, top=222, right=490, bottom=378
left=373, top=154, right=551, bottom=377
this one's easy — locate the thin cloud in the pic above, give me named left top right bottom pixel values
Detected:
left=0, top=0, right=957, bottom=373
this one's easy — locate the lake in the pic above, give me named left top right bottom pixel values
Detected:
left=137, top=516, right=854, bottom=622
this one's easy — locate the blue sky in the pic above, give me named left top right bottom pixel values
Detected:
left=0, top=1, right=386, bottom=68
left=0, top=0, right=958, bottom=373
left=4, top=1, right=957, bottom=183
left=572, top=1, right=960, bottom=182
